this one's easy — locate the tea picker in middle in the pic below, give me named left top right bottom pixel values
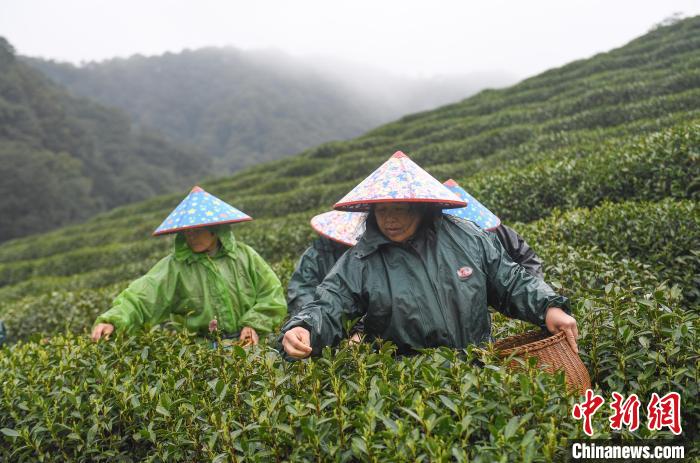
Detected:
left=281, top=151, right=578, bottom=358
left=287, top=178, right=545, bottom=341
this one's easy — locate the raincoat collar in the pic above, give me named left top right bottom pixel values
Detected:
left=173, top=225, right=238, bottom=263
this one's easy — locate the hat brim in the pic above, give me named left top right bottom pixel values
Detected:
left=334, top=197, right=466, bottom=212
left=152, top=217, right=253, bottom=236
left=310, top=210, right=367, bottom=246
left=310, top=223, right=357, bottom=246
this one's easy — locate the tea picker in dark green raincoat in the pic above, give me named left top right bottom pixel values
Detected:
left=287, top=210, right=364, bottom=317
left=287, top=178, right=544, bottom=341
left=92, top=187, right=286, bottom=344
left=281, top=152, right=578, bottom=358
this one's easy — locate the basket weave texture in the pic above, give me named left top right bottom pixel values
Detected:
left=494, top=330, right=591, bottom=394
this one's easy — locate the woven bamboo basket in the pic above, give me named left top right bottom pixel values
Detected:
left=494, top=330, right=591, bottom=394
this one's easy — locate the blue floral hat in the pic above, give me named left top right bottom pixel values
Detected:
left=442, top=179, right=501, bottom=231
left=153, top=186, right=252, bottom=236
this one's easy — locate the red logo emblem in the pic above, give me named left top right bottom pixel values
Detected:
left=457, top=266, right=473, bottom=279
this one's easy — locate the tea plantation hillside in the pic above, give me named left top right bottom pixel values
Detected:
left=1, top=17, right=699, bottom=462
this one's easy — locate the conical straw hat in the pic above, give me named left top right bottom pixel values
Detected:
left=442, top=179, right=500, bottom=231
left=153, top=186, right=252, bottom=236
left=310, top=210, right=367, bottom=246
left=333, top=151, right=466, bottom=212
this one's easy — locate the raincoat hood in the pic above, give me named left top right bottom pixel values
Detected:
left=173, top=224, right=237, bottom=263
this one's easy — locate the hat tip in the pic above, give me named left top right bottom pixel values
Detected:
left=392, top=151, right=407, bottom=159
left=191, top=186, right=204, bottom=193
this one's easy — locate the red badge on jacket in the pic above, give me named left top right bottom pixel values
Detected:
left=457, top=266, right=473, bottom=280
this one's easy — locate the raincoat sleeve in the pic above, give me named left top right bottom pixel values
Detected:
left=286, top=245, right=325, bottom=318
left=482, top=233, right=570, bottom=328
left=280, top=253, right=366, bottom=355
left=94, top=256, right=179, bottom=334
left=237, top=246, right=287, bottom=334
left=494, top=224, right=544, bottom=279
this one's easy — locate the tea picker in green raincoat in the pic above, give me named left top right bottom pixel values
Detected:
left=91, top=187, right=287, bottom=344
left=287, top=178, right=544, bottom=341
left=281, top=152, right=578, bottom=358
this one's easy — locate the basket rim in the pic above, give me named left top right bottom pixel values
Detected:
left=494, top=330, right=567, bottom=357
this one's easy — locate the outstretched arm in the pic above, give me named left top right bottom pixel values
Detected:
left=92, top=256, right=179, bottom=340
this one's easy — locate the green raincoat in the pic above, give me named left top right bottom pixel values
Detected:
left=95, top=226, right=286, bottom=335
left=281, top=214, right=569, bottom=355
left=287, top=236, right=350, bottom=317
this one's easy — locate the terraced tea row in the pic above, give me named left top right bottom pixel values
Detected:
left=0, top=119, right=696, bottom=272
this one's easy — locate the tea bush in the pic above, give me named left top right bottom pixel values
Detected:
left=0, top=284, right=696, bottom=462
left=525, top=199, right=700, bottom=302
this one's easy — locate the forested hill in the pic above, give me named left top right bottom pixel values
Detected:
left=26, top=49, right=516, bottom=173
left=0, top=17, right=699, bottom=461
left=0, top=38, right=213, bottom=243
left=25, top=48, right=382, bottom=172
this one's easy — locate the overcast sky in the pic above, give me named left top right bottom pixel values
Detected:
left=1, top=0, right=698, bottom=79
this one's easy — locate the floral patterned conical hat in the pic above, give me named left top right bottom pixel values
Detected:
left=311, top=211, right=367, bottom=246
left=153, top=186, right=252, bottom=236
left=442, top=179, right=500, bottom=231
left=333, top=151, right=465, bottom=212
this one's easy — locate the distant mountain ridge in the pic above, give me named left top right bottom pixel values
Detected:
left=25, top=48, right=517, bottom=172
left=25, top=48, right=382, bottom=172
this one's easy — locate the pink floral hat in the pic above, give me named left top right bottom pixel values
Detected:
left=310, top=211, right=367, bottom=246
left=333, top=151, right=466, bottom=212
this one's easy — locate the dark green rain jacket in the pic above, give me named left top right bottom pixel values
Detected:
left=281, top=214, right=569, bottom=355
left=286, top=221, right=545, bottom=334
left=287, top=236, right=349, bottom=317
left=95, top=226, right=286, bottom=335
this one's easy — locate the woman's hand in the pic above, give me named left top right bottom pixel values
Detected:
left=349, top=332, right=362, bottom=345
left=91, top=323, right=114, bottom=342
left=240, top=326, right=259, bottom=346
left=282, top=326, right=312, bottom=359
left=545, top=307, right=579, bottom=353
